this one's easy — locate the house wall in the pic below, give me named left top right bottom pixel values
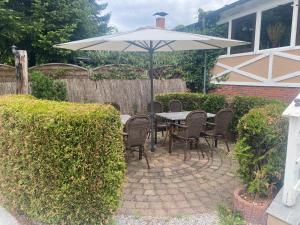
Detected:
left=210, top=85, right=300, bottom=102
left=210, top=48, right=300, bottom=102
left=212, top=48, right=300, bottom=86
left=210, top=0, right=300, bottom=101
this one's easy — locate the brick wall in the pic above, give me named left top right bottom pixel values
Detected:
left=209, top=85, right=300, bottom=103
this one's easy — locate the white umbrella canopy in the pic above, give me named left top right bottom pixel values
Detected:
left=54, top=26, right=248, bottom=152
left=54, top=26, right=246, bottom=52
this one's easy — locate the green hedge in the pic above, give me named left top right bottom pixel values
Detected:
left=231, top=96, right=282, bottom=136
left=235, top=103, right=288, bottom=196
left=0, top=95, right=125, bottom=224
left=155, top=93, right=227, bottom=113
left=156, top=93, right=286, bottom=139
left=30, top=71, right=67, bottom=101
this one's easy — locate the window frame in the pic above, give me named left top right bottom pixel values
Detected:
left=221, top=0, right=298, bottom=56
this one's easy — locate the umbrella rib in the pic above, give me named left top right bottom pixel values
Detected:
left=122, top=43, right=132, bottom=52
left=163, top=41, right=175, bottom=52
left=154, top=41, right=176, bottom=51
left=153, top=41, right=162, bottom=49
left=77, top=41, right=107, bottom=50
left=137, top=41, right=149, bottom=49
left=143, top=41, right=150, bottom=48
left=194, top=40, right=222, bottom=49
left=126, top=41, right=149, bottom=50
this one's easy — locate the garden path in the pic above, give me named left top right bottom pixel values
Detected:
left=116, top=136, right=240, bottom=223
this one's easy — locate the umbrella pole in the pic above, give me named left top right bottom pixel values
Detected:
left=149, top=45, right=155, bottom=152
left=203, top=50, right=207, bottom=94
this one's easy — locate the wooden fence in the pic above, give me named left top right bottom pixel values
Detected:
left=0, top=63, right=186, bottom=113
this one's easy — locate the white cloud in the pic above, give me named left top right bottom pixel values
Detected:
left=100, top=0, right=237, bottom=31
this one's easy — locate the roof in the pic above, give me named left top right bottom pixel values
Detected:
left=215, top=0, right=251, bottom=14
left=182, top=0, right=252, bottom=30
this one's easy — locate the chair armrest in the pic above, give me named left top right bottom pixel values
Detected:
left=206, top=122, right=216, bottom=126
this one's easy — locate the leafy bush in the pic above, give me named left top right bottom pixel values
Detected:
left=235, top=104, right=288, bottom=196
left=90, top=65, right=147, bottom=80
left=155, top=93, right=227, bottom=113
left=231, top=96, right=282, bottom=137
left=30, top=71, right=67, bottom=101
left=218, top=204, right=245, bottom=225
left=0, top=95, right=125, bottom=224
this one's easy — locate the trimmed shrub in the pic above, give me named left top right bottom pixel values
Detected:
left=235, top=103, right=288, bottom=196
left=218, top=204, right=245, bottom=225
left=0, top=95, right=125, bottom=224
left=155, top=93, right=227, bottom=113
left=30, top=71, right=67, bottom=101
left=231, top=96, right=282, bottom=136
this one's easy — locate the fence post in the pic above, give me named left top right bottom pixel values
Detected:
left=13, top=47, right=29, bottom=94
left=282, top=94, right=300, bottom=206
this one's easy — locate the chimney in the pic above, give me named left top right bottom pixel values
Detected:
left=156, top=17, right=165, bottom=29
left=153, top=12, right=168, bottom=29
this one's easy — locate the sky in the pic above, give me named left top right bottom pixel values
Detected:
left=100, top=0, right=237, bottom=32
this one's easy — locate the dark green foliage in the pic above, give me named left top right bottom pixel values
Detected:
left=155, top=93, right=227, bottom=113
left=30, top=71, right=67, bottom=101
left=178, top=9, right=229, bottom=92
left=0, top=1, right=26, bottom=64
left=0, top=0, right=111, bottom=65
left=235, top=104, right=288, bottom=196
left=231, top=96, right=283, bottom=136
left=90, top=65, right=147, bottom=80
left=218, top=204, right=245, bottom=225
left=0, top=95, right=125, bottom=224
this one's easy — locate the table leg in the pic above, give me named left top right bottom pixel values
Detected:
left=154, top=119, right=157, bottom=144
left=168, top=124, right=173, bottom=153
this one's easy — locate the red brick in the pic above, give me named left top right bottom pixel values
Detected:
left=209, top=85, right=300, bottom=103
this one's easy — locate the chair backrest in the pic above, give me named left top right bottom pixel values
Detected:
left=125, top=115, right=150, bottom=147
left=169, top=100, right=182, bottom=112
left=147, top=101, right=163, bottom=113
left=214, top=109, right=234, bottom=136
left=185, top=110, right=207, bottom=138
left=105, top=102, right=121, bottom=111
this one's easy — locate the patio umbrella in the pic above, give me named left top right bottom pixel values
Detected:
left=54, top=26, right=247, bottom=152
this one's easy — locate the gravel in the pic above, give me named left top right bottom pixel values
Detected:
left=114, top=213, right=218, bottom=225
left=0, top=206, right=19, bottom=225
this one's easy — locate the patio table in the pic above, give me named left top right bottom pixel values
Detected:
left=120, top=114, right=131, bottom=125
left=156, top=111, right=215, bottom=121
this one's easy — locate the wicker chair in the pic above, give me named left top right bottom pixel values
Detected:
left=147, top=101, right=163, bottom=114
left=124, top=115, right=151, bottom=169
left=105, top=102, right=121, bottom=111
left=202, top=109, right=233, bottom=154
left=169, top=100, right=183, bottom=112
left=169, top=110, right=207, bottom=160
left=147, top=101, right=167, bottom=144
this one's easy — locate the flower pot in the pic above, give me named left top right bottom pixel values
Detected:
left=233, top=187, right=272, bottom=225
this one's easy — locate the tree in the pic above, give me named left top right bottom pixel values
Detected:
left=177, top=9, right=228, bottom=92
left=0, top=0, right=111, bottom=66
left=0, top=0, right=26, bottom=64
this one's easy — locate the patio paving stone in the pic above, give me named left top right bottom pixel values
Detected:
left=117, top=136, right=241, bottom=218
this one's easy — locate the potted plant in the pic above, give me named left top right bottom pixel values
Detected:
left=233, top=103, right=288, bottom=224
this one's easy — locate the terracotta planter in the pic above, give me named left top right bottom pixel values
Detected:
left=233, top=187, right=272, bottom=225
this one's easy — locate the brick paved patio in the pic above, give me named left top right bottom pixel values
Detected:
left=117, top=136, right=241, bottom=218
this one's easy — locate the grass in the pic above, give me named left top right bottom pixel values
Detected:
left=217, top=203, right=245, bottom=225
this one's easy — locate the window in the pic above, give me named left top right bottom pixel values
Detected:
left=296, top=0, right=300, bottom=45
left=260, top=3, right=293, bottom=49
left=230, top=13, right=256, bottom=54
left=216, top=23, right=229, bottom=55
